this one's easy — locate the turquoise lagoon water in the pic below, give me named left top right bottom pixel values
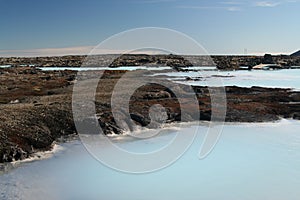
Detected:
left=155, top=68, right=300, bottom=90
left=1, top=68, right=300, bottom=199
left=40, top=66, right=300, bottom=89
left=37, top=66, right=300, bottom=89
left=1, top=120, right=300, bottom=200
left=39, top=66, right=172, bottom=71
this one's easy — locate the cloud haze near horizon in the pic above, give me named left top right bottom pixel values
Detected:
left=0, top=0, right=299, bottom=56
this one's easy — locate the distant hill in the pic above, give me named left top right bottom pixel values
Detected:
left=291, top=50, right=300, bottom=57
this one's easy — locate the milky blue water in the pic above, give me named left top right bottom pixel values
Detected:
left=39, top=66, right=172, bottom=71
left=39, top=66, right=300, bottom=90
left=38, top=66, right=300, bottom=89
left=156, top=68, right=300, bottom=90
left=1, top=67, right=300, bottom=199
left=1, top=120, right=300, bottom=200
left=0, top=65, right=11, bottom=68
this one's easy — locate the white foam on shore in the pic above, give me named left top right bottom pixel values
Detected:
left=106, top=121, right=197, bottom=137
left=6, top=119, right=296, bottom=169
left=1, top=119, right=300, bottom=200
left=104, top=119, right=270, bottom=144
left=11, top=144, right=64, bottom=166
left=103, top=119, right=299, bottom=143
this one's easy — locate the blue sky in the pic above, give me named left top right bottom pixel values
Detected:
left=0, top=0, right=299, bottom=56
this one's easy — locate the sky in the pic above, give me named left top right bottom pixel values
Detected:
left=0, top=0, right=300, bottom=56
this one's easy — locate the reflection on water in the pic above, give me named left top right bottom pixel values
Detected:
left=1, top=120, right=300, bottom=200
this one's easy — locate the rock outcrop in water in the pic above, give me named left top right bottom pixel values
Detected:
left=1, top=67, right=300, bottom=163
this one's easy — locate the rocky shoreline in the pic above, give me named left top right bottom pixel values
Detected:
left=1, top=53, right=300, bottom=70
left=1, top=67, right=300, bottom=163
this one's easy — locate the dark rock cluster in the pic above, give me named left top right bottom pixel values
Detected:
left=99, top=84, right=300, bottom=134
left=0, top=55, right=86, bottom=67
left=0, top=103, right=75, bottom=162
left=109, top=54, right=193, bottom=70
left=211, top=54, right=300, bottom=70
left=291, top=50, right=300, bottom=57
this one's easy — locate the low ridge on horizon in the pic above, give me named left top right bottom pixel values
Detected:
left=291, top=50, right=300, bottom=57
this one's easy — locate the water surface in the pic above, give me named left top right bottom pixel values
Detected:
left=155, top=68, right=300, bottom=90
left=1, top=120, right=299, bottom=200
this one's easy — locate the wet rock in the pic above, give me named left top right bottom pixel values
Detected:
left=2, top=146, right=28, bottom=162
left=293, top=112, right=300, bottom=120
left=130, top=113, right=150, bottom=126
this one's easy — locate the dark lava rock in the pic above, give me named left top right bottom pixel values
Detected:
left=291, top=50, right=300, bottom=57
left=1, top=68, right=300, bottom=163
left=109, top=54, right=193, bottom=71
left=130, top=113, right=150, bottom=126
left=262, top=54, right=275, bottom=64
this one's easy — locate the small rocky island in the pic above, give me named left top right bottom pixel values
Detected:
left=1, top=52, right=300, bottom=163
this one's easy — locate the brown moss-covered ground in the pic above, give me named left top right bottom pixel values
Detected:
left=1, top=67, right=300, bottom=163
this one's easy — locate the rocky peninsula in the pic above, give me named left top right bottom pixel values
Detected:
left=1, top=65, right=300, bottom=163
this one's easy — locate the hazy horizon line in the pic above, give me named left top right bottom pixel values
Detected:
left=0, top=45, right=296, bottom=58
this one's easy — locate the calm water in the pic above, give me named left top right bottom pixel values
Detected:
left=39, top=66, right=172, bottom=71
left=156, top=68, right=300, bottom=90
left=1, top=120, right=300, bottom=200
left=40, top=66, right=300, bottom=89
left=1, top=67, right=300, bottom=199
